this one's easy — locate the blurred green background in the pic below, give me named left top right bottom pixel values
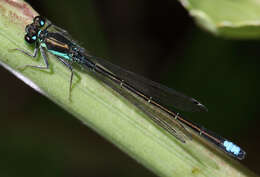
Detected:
left=1, top=0, right=259, bottom=176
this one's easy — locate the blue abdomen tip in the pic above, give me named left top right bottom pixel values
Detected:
left=223, top=140, right=241, bottom=156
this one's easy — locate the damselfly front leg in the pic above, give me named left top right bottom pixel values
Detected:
left=12, top=45, right=49, bottom=70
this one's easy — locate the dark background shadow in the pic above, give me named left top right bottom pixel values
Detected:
left=1, top=0, right=259, bottom=176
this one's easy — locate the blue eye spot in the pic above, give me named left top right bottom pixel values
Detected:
left=32, top=36, right=37, bottom=40
left=40, top=20, right=45, bottom=26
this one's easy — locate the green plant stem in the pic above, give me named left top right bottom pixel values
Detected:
left=0, top=1, right=257, bottom=177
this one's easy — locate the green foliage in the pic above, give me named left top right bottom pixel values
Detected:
left=179, top=0, right=260, bottom=38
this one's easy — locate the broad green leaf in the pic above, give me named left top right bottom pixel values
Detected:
left=179, top=0, right=260, bottom=39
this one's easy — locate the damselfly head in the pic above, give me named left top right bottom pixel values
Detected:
left=24, top=24, right=38, bottom=44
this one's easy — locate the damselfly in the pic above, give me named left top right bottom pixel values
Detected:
left=12, top=16, right=246, bottom=160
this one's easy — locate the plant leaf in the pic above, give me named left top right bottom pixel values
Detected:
left=179, top=0, right=260, bottom=39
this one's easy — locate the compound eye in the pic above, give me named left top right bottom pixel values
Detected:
left=25, top=34, right=36, bottom=44
left=33, top=16, right=45, bottom=27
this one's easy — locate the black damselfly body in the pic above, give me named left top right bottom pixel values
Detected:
left=12, top=16, right=246, bottom=160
